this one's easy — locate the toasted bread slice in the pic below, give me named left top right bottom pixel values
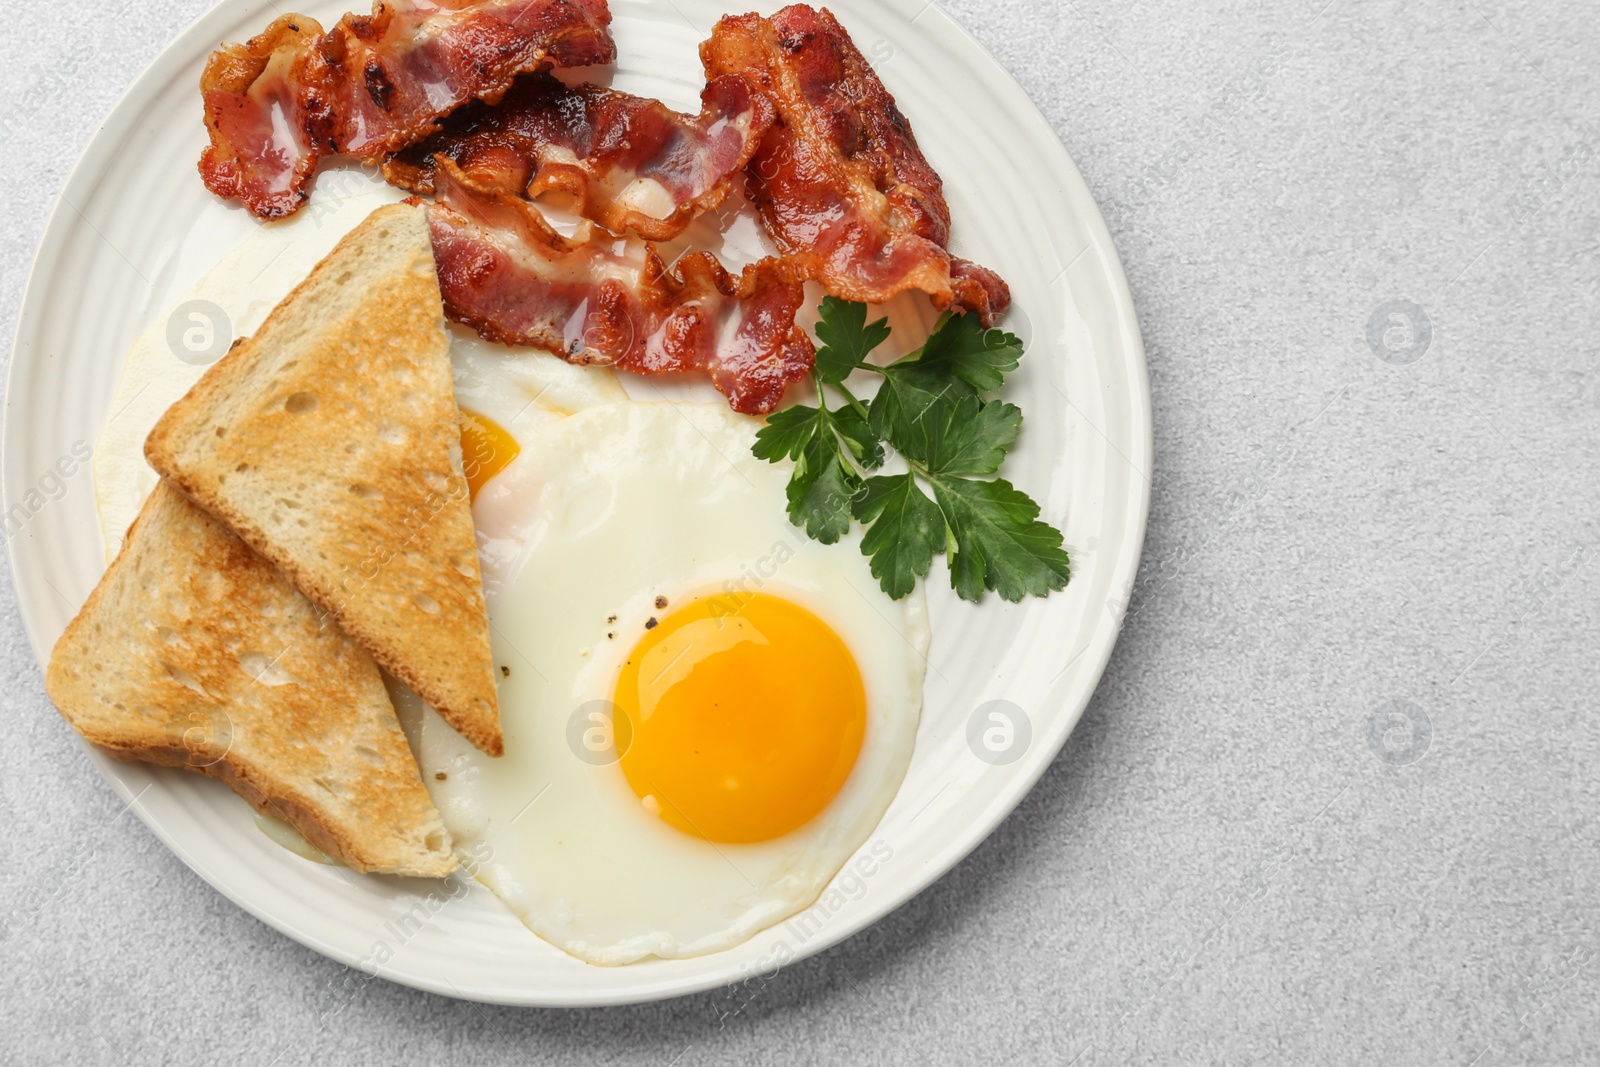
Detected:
left=46, top=481, right=457, bottom=878
left=144, top=202, right=502, bottom=756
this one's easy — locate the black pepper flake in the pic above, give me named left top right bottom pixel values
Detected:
left=500, top=665, right=511, bottom=677
left=655, top=596, right=668, bottom=610
left=607, top=615, right=618, bottom=625
left=607, top=632, right=616, bottom=640
left=645, top=617, right=659, bottom=630
left=435, top=772, right=447, bottom=781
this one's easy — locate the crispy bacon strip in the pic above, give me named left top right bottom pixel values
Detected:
left=702, top=5, right=1010, bottom=325
left=425, top=159, right=814, bottom=414
left=200, top=0, right=615, bottom=219
left=383, top=72, right=775, bottom=240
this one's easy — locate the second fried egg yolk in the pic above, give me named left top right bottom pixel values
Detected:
left=612, top=594, right=867, bottom=844
left=460, top=409, right=520, bottom=501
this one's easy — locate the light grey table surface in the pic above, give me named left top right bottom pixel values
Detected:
left=4, top=1, right=1597, bottom=1064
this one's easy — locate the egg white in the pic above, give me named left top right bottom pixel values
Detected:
left=398, top=401, right=930, bottom=965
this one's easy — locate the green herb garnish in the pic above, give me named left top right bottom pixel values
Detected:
left=753, top=297, right=1070, bottom=603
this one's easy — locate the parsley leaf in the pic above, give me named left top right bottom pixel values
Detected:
left=930, top=476, right=1072, bottom=602
left=751, top=403, right=824, bottom=463
left=853, top=474, right=944, bottom=599
left=866, top=362, right=958, bottom=459
left=752, top=376, right=885, bottom=544
left=788, top=431, right=860, bottom=545
left=752, top=395, right=884, bottom=471
left=814, top=296, right=892, bottom=384
left=870, top=377, right=1022, bottom=476
left=864, top=315, right=1022, bottom=467
left=830, top=402, right=885, bottom=470
left=913, top=312, right=1023, bottom=393
left=928, top=397, right=1023, bottom=476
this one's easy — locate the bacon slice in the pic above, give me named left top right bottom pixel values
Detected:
left=383, top=72, right=775, bottom=240
left=199, top=17, right=327, bottom=221
left=425, top=159, right=814, bottom=414
left=701, top=6, right=1010, bottom=325
left=200, top=1, right=615, bottom=219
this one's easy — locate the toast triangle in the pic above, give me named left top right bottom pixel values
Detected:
left=144, top=202, right=502, bottom=756
left=46, top=481, right=457, bottom=878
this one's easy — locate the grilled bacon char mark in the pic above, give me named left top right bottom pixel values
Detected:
left=199, top=0, right=615, bottom=219
left=426, top=159, right=814, bottom=415
left=383, top=72, right=776, bottom=241
left=701, top=5, right=1010, bottom=326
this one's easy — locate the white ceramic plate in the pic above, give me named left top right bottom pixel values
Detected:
left=4, top=0, right=1150, bottom=1005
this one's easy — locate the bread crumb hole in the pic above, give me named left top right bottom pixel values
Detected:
left=354, top=745, right=384, bottom=766
left=350, top=483, right=383, bottom=500
left=413, top=593, right=441, bottom=614
left=239, top=651, right=295, bottom=687
left=166, top=665, right=209, bottom=697
left=376, top=422, right=407, bottom=446
left=285, top=391, right=319, bottom=414
left=214, top=426, right=226, bottom=438
left=424, top=829, right=447, bottom=851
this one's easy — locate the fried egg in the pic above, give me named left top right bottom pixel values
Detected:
left=397, top=400, right=930, bottom=965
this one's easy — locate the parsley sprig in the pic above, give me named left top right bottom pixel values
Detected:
left=753, top=297, right=1071, bottom=603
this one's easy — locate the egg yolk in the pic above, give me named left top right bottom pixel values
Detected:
left=459, top=409, right=520, bottom=501
left=612, top=593, right=866, bottom=844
